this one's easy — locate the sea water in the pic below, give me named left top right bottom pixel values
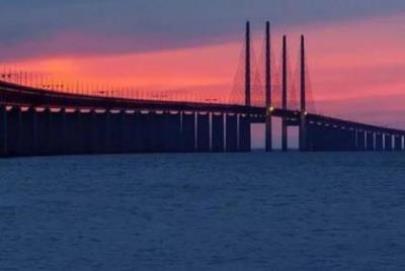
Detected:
left=1, top=152, right=405, bottom=270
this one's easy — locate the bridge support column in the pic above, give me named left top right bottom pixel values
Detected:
left=385, top=134, right=393, bottom=152
left=108, top=110, right=123, bottom=153
left=197, top=112, right=209, bottom=152
left=49, top=109, right=65, bottom=155
left=193, top=112, right=198, bottom=151
left=212, top=113, right=224, bottom=152
left=16, top=108, right=23, bottom=156
left=226, top=113, right=238, bottom=152
left=6, top=107, right=19, bottom=156
left=162, top=111, right=181, bottom=152
left=223, top=113, right=227, bottom=152
left=366, top=131, right=374, bottom=151
left=299, top=115, right=307, bottom=152
left=34, top=108, right=50, bottom=155
left=394, top=135, right=402, bottom=151
left=209, top=113, right=213, bottom=152
left=19, top=107, right=35, bottom=156
left=180, top=112, right=195, bottom=152
left=356, top=129, right=366, bottom=151
left=80, top=110, right=93, bottom=154
left=236, top=114, right=241, bottom=151
left=139, top=111, right=152, bottom=152
left=376, top=133, right=384, bottom=151
left=121, top=111, right=133, bottom=153
left=0, top=105, right=8, bottom=157
left=265, top=111, right=272, bottom=152
left=401, top=135, right=405, bottom=151
left=239, top=113, right=251, bottom=152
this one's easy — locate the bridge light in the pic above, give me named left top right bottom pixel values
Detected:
left=268, top=106, right=274, bottom=112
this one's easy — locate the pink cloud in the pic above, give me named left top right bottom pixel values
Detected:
left=2, top=13, right=405, bottom=128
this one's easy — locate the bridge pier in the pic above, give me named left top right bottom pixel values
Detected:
left=181, top=112, right=195, bottom=152
left=152, top=111, right=164, bottom=152
left=163, top=111, right=181, bottom=152
left=375, top=133, right=384, bottom=151
left=89, top=110, right=100, bottom=154
left=239, top=114, right=251, bottom=152
left=365, top=131, right=374, bottom=151
left=121, top=111, right=133, bottom=153
left=19, top=107, right=34, bottom=156
left=212, top=113, right=225, bottom=152
left=356, top=130, right=366, bottom=151
left=34, top=108, right=48, bottom=155
left=108, top=110, right=124, bottom=153
left=394, top=135, right=402, bottom=151
left=0, top=105, right=6, bottom=157
left=197, top=112, right=210, bottom=152
left=385, top=134, right=393, bottom=152
left=144, top=111, right=156, bottom=152
left=5, top=106, right=18, bottom=156
left=226, top=113, right=238, bottom=152
left=48, top=108, right=61, bottom=155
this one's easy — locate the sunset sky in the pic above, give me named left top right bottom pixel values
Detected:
left=1, top=0, right=405, bottom=130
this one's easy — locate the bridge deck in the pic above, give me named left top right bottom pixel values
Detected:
left=1, top=80, right=405, bottom=156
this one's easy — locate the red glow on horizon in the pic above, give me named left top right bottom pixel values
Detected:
left=1, top=13, right=405, bottom=126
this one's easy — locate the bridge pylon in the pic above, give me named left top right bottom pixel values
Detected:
left=281, top=35, right=288, bottom=152
left=265, top=21, right=273, bottom=152
left=299, top=35, right=307, bottom=151
left=245, top=21, right=251, bottom=107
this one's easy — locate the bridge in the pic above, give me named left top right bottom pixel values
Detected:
left=1, top=21, right=405, bottom=157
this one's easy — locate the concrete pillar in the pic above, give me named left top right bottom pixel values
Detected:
left=163, top=111, right=181, bottom=152
left=239, top=113, right=251, bottom=152
left=197, top=112, right=209, bottom=152
left=194, top=112, right=198, bottom=151
left=0, top=105, right=6, bottom=157
left=181, top=112, right=195, bottom=152
left=376, top=133, right=384, bottom=151
left=212, top=113, right=224, bottom=152
left=394, top=135, right=402, bottom=151
left=34, top=108, right=50, bottom=155
left=355, top=129, right=367, bottom=151
left=19, top=107, right=35, bottom=156
left=226, top=113, right=238, bottom=152
left=209, top=113, right=213, bottom=152
left=366, top=131, right=374, bottom=151
left=385, top=134, right=393, bottom=152
left=6, top=107, right=19, bottom=156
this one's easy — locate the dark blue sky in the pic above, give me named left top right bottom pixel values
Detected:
left=1, top=0, right=404, bottom=59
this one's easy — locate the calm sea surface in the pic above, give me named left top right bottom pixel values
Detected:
left=1, top=152, right=405, bottom=270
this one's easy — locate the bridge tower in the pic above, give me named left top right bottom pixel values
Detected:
left=281, top=36, right=288, bottom=152
left=265, top=21, right=273, bottom=152
left=245, top=21, right=251, bottom=106
left=299, top=35, right=307, bottom=151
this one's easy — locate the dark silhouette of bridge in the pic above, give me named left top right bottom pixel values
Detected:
left=1, top=21, right=405, bottom=157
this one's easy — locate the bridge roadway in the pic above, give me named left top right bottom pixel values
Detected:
left=1, top=80, right=405, bottom=156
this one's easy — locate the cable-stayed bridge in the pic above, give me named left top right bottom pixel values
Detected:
left=1, top=22, right=404, bottom=157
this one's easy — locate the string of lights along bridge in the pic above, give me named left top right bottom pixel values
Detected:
left=1, top=21, right=405, bottom=157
